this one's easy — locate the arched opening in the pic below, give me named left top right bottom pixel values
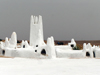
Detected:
left=93, top=51, right=95, bottom=58
left=86, top=52, right=90, bottom=57
left=41, top=49, right=46, bottom=55
left=35, top=50, right=37, bottom=52
left=2, top=50, right=5, bottom=55
left=36, top=45, right=38, bottom=47
left=71, top=44, right=74, bottom=47
left=23, top=45, right=25, bottom=48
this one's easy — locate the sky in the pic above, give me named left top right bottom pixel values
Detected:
left=0, top=0, right=100, bottom=40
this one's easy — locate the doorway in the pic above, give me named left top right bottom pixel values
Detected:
left=86, top=52, right=90, bottom=57
left=41, top=49, right=46, bottom=55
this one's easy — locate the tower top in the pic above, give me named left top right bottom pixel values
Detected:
left=30, top=15, right=42, bottom=25
left=30, top=15, right=44, bottom=46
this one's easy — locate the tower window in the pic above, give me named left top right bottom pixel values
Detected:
left=36, top=45, right=38, bottom=47
left=2, top=50, right=5, bottom=55
left=35, top=50, right=37, bottom=52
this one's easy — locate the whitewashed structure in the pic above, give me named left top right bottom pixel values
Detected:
left=0, top=15, right=100, bottom=59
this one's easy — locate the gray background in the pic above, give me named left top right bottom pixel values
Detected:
left=0, top=0, right=100, bottom=41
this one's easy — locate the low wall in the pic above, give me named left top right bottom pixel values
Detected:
left=95, top=49, right=100, bottom=58
left=55, top=45, right=72, bottom=50
left=56, top=48, right=85, bottom=58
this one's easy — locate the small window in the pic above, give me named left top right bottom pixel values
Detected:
left=71, top=44, right=74, bottom=47
left=36, top=45, right=38, bottom=47
left=35, top=50, right=37, bottom=52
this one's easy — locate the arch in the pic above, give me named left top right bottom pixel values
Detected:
left=36, top=45, right=38, bottom=47
left=86, top=52, right=90, bottom=57
left=23, top=45, right=25, bottom=48
left=93, top=51, right=95, bottom=58
left=41, top=49, right=46, bottom=55
left=2, top=50, right=5, bottom=55
left=71, top=44, right=74, bottom=47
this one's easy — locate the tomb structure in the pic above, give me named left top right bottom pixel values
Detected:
left=0, top=15, right=100, bottom=58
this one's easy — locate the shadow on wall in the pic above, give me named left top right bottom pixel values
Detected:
left=93, top=51, right=95, bottom=57
left=86, top=52, right=90, bottom=57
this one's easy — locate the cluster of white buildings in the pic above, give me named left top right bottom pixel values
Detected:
left=0, top=15, right=100, bottom=59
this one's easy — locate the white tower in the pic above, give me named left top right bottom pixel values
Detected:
left=30, top=15, right=45, bottom=47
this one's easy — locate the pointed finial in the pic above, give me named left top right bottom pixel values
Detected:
left=39, top=15, right=42, bottom=24
left=83, top=43, right=86, bottom=50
